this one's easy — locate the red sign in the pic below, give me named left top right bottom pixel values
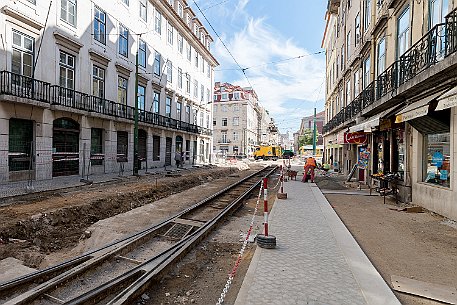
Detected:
left=344, top=132, right=367, bottom=144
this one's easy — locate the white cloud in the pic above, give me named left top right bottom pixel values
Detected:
left=214, top=17, right=326, bottom=127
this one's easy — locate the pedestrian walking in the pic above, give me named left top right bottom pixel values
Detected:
left=302, top=156, right=317, bottom=183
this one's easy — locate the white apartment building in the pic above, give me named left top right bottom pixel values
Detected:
left=212, top=82, right=261, bottom=157
left=0, top=0, right=218, bottom=182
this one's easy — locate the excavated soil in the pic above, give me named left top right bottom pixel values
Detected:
left=0, top=167, right=239, bottom=268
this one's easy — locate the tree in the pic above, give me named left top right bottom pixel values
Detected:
left=298, top=128, right=317, bottom=147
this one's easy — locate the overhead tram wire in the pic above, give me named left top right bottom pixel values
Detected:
left=191, top=0, right=254, bottom=89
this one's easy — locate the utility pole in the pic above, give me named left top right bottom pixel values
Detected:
left=312, top=107, right=317, bottom=156
left=133, top=36, right=139, bottom=176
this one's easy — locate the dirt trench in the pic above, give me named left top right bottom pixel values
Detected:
left=0, top=167, right=235, bottom=268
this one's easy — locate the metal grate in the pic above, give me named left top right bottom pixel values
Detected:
left=163, top=223, right=193, bottom=240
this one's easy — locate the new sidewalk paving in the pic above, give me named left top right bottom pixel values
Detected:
left=234, top=179, right=401, bottom=305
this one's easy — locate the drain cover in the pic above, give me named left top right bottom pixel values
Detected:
left=164, top=223, right=193, bottom=240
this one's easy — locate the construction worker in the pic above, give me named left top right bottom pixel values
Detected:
left=302, top=156, right=317, bottom=183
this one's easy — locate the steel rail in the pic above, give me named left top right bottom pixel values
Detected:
left=1, top=166, right=276, bottom=305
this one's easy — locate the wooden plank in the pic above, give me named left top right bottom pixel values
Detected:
left=116, top=255, right=142, bottom=265
left=43, top=293, right=65, bottom=304
left=391, top=275, right=457, bottom=304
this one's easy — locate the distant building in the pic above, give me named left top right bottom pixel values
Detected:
left=212, top=82, right=261, bottom=157
left=293, top=111, right=325, bottom=153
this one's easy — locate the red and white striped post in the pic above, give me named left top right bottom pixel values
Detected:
left=257, top=177, right=276, bottom=248
left=263, top=177, right=269, bottom=236
left=277, top=165, right=288, bottom=199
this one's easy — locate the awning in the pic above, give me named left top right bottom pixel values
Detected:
left=348, top=106, right=400, bottom=133
left=395, top=90, right=446, bottom=123
left=436, top=86, right=457, bottom=111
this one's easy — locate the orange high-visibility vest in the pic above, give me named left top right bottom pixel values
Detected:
left=305, top=158, right=316, bottom=167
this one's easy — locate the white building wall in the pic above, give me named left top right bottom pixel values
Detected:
left=0, top=0, right=217, bottom=181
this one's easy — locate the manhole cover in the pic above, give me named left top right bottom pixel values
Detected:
left=164, top=223, right=193, bottom=240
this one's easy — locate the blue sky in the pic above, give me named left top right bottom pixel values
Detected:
left=190, top=0, right=327, bottom=135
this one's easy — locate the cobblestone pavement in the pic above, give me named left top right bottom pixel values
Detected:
left=234, top=175, right=401, bottom=305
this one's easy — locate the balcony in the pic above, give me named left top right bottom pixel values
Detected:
left=217, top=139, right=231, bottom=144
left=323, top=8, right=457, bottom=134
left=0, top=70, right=206, bottom=135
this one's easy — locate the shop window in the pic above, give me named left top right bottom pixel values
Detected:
left=9, top=119, right=33, bottom=172
left=424, top=132, right=451, bottom=187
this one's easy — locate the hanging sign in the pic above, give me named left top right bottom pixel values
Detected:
left=344, top=132, right=368, bottom=144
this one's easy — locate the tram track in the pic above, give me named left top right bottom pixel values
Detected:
left=0, top=166, right=277, bottom=305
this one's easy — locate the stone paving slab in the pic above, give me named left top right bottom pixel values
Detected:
left=234, top=179, right=401, bottom=305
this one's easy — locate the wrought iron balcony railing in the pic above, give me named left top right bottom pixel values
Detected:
left=323, top=7, right=457, bottom=134
left=0, top=70, right=210, bottom=135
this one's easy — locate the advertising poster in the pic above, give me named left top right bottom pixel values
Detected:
left=358, top=147, right=370, bottom=170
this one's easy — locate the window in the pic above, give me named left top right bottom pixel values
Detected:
left=178, top=3, right=184, bottom=17
left=364, top=0, right=371, bottom=31
left=119, top=24, right=129, bottom=57
left=234, top=92, right=240, bottom=100
left=177, top=101, right=182, bottom=119
left=234, top=104, right=240, bottom=111
left=363, top=56, right=370, bottom=88
left=200, top=84, right=204, bottom=102
left=91, top=128, right=103, bottom=165
left=377, top=36, right=386, bottom=75
left=155, top=9, right=162, bottom=34
left=222, top=105, right=228, bottom=112
left=153, top=135, right=160, bottom=161
left=154, top=51, right=161, bottom=75
left=139, top=39, right=146, bottom=68
left=206, top=88, right=210, bottom=103
left=207, top=62, right=211, bottom=78
left=166, top=96, right=171, bottom=117
left=187, top=43, right=192, bottom=61
left=61, top=0, right=77, bottom=26
left=153, top=91, right=160, bottom=113
left=233, top=131, right=239, bottom=141
left=92, top=65, right=105, bottom=98
left=354, top=69, right=360, bottom=97
left=178, top=33, right=183, bottom=53
left=186, top=73, right=190, bottom=93
left=167, top=60, right=172, bottom=82
left=139, top=0, right=147, bottom=21
left=424, top=132, right=451, bottom=188
left=118, top=76, right=128, bottom=104
left=195, top=52, right=199, bottom=68
left=233, top=117, right=239, bottom=126
left=167, top=22, right=174, bottom=45
left=202, top=59, right=205, bottom=73
left=194, top=80, right=198, bottom=98
left=26, top=0, right=36, bottom=3
left=222, top=118, right=227, bottom=126
left=355, top=13, right=360, bottom=45
left=341, top=45, right=345, bottom=70
left=94, top=6, right=106, bottom=44
left=138, top=85, right=145, bottom=111
left=397, top=6, right=410, bottom=57
left=178, top=68, right=183, bottom=89
left=200, top=112, right=204, bottom=126
left=345, top=79, right=351, bottom=106
left=59, top=51, right=75, bottom=89
left=12, top=31, right=34, bottom=77
left=221, top=93, right=228, bottom=100
left=221, top=131, right=227, bottom=143
left=121, top=0, right=129, bottom=5
left=213, top=119, right=216, bottom=126
left=185, top=105, right=191, bottom=122
left=346, top=31, right=351, bottom=58
left=8, top=119, right=33, bottom=172
left=193, top=109, right=198, bottom=124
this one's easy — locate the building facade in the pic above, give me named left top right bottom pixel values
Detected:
left=323, top=0, right=457, bottom=221
left=293, top=110, right=325, bottom=153
left=0, top=0, right=218, bottom=182
left=212, top=82, right=261, bottom=157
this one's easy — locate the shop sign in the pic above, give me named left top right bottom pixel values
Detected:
left=379, top=118, right=392, bottom=131
left=344, top=132, right=368, bottom=144
left=436, top=94, right=457, bottom=111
